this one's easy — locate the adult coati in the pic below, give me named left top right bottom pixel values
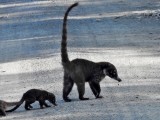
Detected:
left=61, top=2, right=122, bottom=102
left=0, top=100, right=19, bottom=116
left=6, top=89, right=57, bottom=112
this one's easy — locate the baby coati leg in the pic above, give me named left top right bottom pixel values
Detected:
left=39, top=100, right=51, bottom=109
left=28, top=104, right=33, bottom=109
left=25, top=99, right=35, bottom=110
left=39, top=101, right=44, bottom=109
left=25, top=102, right=30, bottom=110
left=43, top=102, right=51, bottom=108
left=63, top=74, right=74, bottom=102
left=89, top=81, right=103, bottom=98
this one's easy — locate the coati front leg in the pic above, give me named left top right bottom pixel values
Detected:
left=63, top=73, right=74, bottom=102
left=89, top=81, right=103, bottom=99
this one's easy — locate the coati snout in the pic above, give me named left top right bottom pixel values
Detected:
left=103, top=62, right=122, bottom=82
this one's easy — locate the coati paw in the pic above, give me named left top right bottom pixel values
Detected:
left=96, top=95, right=103, bottom=99
left=25, top=108, right=31, bottom=110
left=29, top=105, right=33, bottom=108
left=64, top=97, right=72, bottom=102
left=46, top=105, right=51, bottom=107
left=79, top=97, right=89, bottom=100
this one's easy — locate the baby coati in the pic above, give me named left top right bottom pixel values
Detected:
left=61, top=2, right=122, bottom=102
left=0, top=100, right=19, bottom=116
left=6, top=89, right=57, bottom=112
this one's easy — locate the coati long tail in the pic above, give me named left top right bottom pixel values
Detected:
left=61, top=2, right=78, bottom=64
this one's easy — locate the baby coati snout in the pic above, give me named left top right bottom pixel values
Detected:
left=48, top=93, right=57, bottom=106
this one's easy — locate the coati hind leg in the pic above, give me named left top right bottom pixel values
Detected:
left=76, top=82, right=89, bottom=100
left=89, top=81, right=103, bottom=98
left=63, top=73, right=74, bottom=102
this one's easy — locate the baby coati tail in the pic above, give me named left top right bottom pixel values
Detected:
left=6, top=96, right=24, bottom=112
left=61, top=2, right=78, bottom=65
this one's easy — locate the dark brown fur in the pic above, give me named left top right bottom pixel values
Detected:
left=6, top=89, right=57, bottom=112
left=0, top=100, right=19, bottom=116
left=61, top=3, right=122, bottom=102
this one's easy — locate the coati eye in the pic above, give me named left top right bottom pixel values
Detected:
left=109, top=70, right=117, bottom=78
left=113, top=71, right=116, bottom=75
